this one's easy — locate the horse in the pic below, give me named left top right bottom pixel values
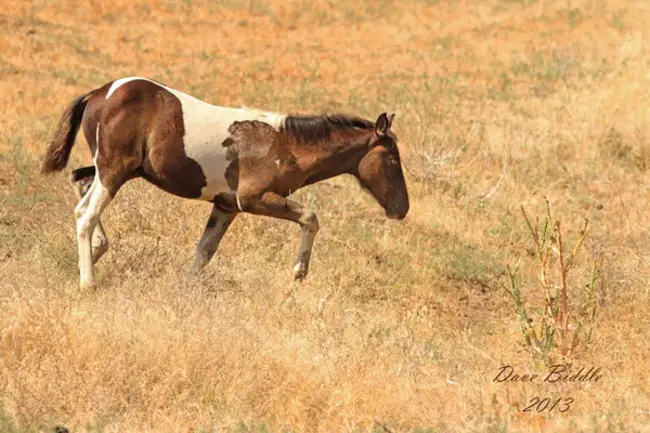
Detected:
left=41, top=77, right=409, bottom=289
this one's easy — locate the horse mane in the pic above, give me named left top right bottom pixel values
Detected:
left=281, top=114, right=374, bottom=142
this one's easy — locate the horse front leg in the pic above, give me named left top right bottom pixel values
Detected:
left=239, top=191, right=319, bottom=280
left=192, top=205, right=238, bottom=273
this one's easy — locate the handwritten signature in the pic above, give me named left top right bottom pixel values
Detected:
left=492, top=364, right=603, bottom=412
left=493, top=364, right=603, bottom=384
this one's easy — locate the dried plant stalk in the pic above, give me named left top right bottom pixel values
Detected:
left=507, top=200, right=599, bottom=365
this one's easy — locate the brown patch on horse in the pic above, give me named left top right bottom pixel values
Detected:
left=300, top=131, right=372, bottom=186
left=79, top=81, right=114, bottom=156
left=225, top=120, right=305, bottom=198
left=222, top=137, right=240, bottom=191
left=280, top=115, right=378, bottom=186
left=44, top=78, right=209, bottom=199
left=221, top=137, right=235, bottom=151
left=63, top=79, right=207, bottom=198
left=219, top=117, right=383, bottom=202
left=88, top=83, right=149, bottom=195
left=227, top=120, right=279, bottom=155
left=129, top=82, right=207, bottom=198
left=225, top=160, right=239, bottom=190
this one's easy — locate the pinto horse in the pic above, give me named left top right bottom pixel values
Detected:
left=42, top=77, right=409, bottom=289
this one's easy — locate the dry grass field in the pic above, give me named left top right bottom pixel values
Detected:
left=1, top=0, right=650, bottom=431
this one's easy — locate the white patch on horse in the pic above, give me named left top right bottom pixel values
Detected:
left=105, top=77, right=145, bottom=99
left=104, top=77, right=287, bottom=201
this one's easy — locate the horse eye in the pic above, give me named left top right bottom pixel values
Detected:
left=388, top=156, right=398, bottom=165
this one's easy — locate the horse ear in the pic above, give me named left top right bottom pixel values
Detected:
left=375, top=113, right=390, bottom=137
left=387, top=113, right=395, bottom=130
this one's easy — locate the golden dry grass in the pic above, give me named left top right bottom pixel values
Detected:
left=1, top=0, right=649, bottom=431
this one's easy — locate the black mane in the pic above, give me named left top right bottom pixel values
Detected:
left=281, top=114, right=374, bottom=142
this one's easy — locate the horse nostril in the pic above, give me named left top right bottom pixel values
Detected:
left=386, top=206, right=407, bottom=220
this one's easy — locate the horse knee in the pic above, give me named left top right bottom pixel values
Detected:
left=76, top=213, right=99, bottom=239
left=301, top=211, right=319, bottom=233
left=74, top=203, right=86, bottom=221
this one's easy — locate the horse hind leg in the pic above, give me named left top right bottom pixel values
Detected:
left=75, top=174, right=115, bottom=290
left=71, top=167, right=108, bottom=264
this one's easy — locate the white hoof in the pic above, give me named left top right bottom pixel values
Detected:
left=293, top=262, right=308, bottom=280
left=79, top=280, right=97, bottom=291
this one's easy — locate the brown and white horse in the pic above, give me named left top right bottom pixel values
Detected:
left=42, top=77, right=409, bottom=289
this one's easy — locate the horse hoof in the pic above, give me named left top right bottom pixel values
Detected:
left=185, top=265, right=203, bottom=281
left=79, top=281, right=98, bottom=291
left=293, top=262, right=308, bottom=281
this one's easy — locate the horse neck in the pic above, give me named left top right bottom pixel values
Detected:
left=296, top=129, right=373, bottom=186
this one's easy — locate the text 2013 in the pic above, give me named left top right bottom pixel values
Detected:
left=522, top=397, right=573, bottom=413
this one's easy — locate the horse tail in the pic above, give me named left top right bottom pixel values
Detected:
left=41, top=93, right=91, bottom=174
